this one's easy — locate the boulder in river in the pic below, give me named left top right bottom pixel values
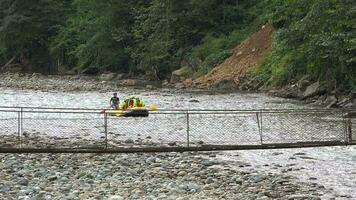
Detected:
left=171, top=67, right=191, bottom=83
left=303, top=81, right=327, bottom=99
left=325, top=95, right=338, bottom=108
left=297, top=75, right=311, bottom=90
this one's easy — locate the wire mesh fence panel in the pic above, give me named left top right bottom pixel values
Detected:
left=21, top=111, right=105, bottom=149
left=0, top=110, right=19, bottom=148
left=351, top=118, right=356, bottom=142
left=189, top=113, right=261, bottom=146
left=261, top=111, right=345, bottom=144
left=0, top=107, right=355, bottom=152
left=106, top=113, right=187, bottom=148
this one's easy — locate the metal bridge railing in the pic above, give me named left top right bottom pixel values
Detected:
left=0, top=106, right=355, bottom=153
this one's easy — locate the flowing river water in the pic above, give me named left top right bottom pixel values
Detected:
left=1, top=88, right=356, bottom=199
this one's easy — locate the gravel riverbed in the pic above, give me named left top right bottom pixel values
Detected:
left=0, top=152, right=332, bottom=200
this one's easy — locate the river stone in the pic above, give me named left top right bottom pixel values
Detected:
left=18, top=178, right=29, bottom=186
left=297, top=75, right=311, bottom=90
left=48, top=175, right=58, bottom=181
left=205, top=177, right=214, bottom=184
left=303, top=81, right=326, bottom=98
left=168, top=141, right=177, bottom=146
left=250, top=175, right=265, bottom=183
left=178, top=171, right=187, bottom=176
left=325, top=95, right=338, bottom=108
left=189, top=99, right=200, bottom=103
left=171, top=67, right=189, bottom=83
left=124, top=139, right=134, bottom=144
left=17, top=196, right=31, bottom=200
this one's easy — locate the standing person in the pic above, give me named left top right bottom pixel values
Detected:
left=110, top=92, right=120, bottom=109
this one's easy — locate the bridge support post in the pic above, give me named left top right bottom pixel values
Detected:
left=347, top=118, right=352, bottom=143
left=186, top=112, right=190, bottom=147
left=344, top=112, right=355, bottom=144
left=104, top=113, right=108, bottom=149
left=256, top=110, right=263, bottom=145
left=17, top=108, right=23, bottom=149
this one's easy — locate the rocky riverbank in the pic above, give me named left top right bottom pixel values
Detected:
left=0, top=151, right=336, bottom=200
left=0, top=72, right=162, bottom=92
left=1, top=72, right=355, bottom=109
left=189, top=72, right=356, bottom=109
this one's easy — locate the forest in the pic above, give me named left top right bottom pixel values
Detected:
left=0, top=0, right=355, bottom=90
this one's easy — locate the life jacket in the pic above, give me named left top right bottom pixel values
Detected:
left=120, top=97, right=145, bottom=110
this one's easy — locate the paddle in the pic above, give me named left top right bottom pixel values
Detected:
left=148, top=105, right=158, bottom=111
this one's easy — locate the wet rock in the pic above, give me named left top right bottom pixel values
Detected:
left=171, top=67, right=190, bottom=83
left=178, top=171, right=187, bottom=176
left=48, top=175, right=58, bottom=181
left=188, top=99, right=200, bottom=103
left=272, top=152, right=283, bottom=156
left=168, top=141, right=177, bottom=146
left=303, top=81, right=326, bottom=99
left=297, top=75, right=311, bottom=90
left=299, top=156, right=316, bottom=160
left=250, top=175, right=265, bottom=183
left=124, top=139, right=134, bottom=144
left=325, top=95, right=338, bottom=108
left=18, top=178, right=29, bottom=186
left=344, top=102, right=355, bottom=108
left=205, top=177, right=214, bottom=184
left=336, top=97, right=350, bottom=107
left=293, top=152, right=306, bottom=156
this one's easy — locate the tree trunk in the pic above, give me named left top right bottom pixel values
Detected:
left=1, top=56, right=16, bottom=70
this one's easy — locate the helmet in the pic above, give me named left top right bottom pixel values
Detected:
left=113, top=92, right=117, bottom=96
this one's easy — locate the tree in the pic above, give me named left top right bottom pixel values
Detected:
left=0, top=0, right=70, bottom=72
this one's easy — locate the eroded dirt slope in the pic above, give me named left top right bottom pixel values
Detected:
left=192, top=24, right=274, bottom=89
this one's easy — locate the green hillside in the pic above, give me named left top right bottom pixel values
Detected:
left=0, top=0, right=355, bottom=90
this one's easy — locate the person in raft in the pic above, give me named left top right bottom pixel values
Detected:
left=110, top=92, right=120, bottom=109
left=119, top=96, right=145, bottom=110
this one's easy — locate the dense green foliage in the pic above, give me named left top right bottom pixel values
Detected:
left=0, top=0, right=354, bottom=90
left=0, top=0, right=258, bottom=77
left=0, top=0, right=71, bottom=72
left=257, top=0, right=356, bottom=91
